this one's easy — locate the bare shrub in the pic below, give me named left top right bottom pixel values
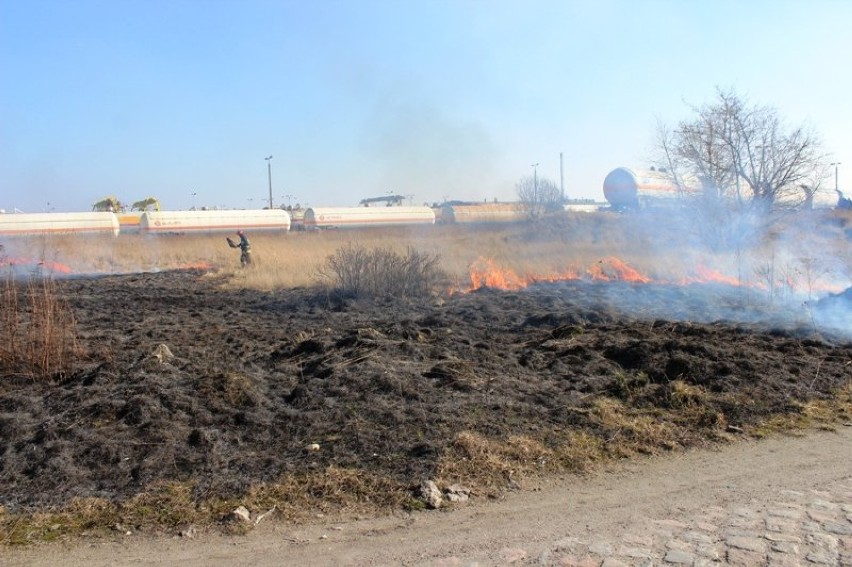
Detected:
left=317, top=243, right=447, bottom=299
left=0, top=272, right=79, bottom=380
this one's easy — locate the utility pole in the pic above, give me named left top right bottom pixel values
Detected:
left=265, top=155, right=273, bottom=209
left=830, top=162, right=841, bottom=194
left=531, top=163, right=539, bottom=191
left=531, top=162, right=539, bottom=215
left=559, top=152, right=564, bottom=203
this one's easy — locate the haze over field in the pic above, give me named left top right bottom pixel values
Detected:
left=1, top=0, right=850, bottom=212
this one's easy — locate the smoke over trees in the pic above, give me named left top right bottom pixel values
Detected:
left=655, top=89, right=829, bottom=250
left=516, top=176, right=562, bottom=219
left=657, top=89, right=826, bottom=213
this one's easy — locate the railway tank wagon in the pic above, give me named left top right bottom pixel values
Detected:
left=439, top=203, right=528, bottom=224
left=303, top=206, right=435, bottom=230
left=0, top=212, right=120, bottom=236
left=603, top=167, right=700, bottom=209
left=140, top=209, right=291, bottom=234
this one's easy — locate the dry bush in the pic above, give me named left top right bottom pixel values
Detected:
left=317, top=243, right=447, bottom=299
left=0, top=273, right=79, bottom=380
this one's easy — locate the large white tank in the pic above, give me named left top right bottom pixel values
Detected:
left=439, top=203, right=528, bottom=224
left=141, top=209, right=291, bottom=234
left=603, top=167, right=699, bottom=209
left=0, top=212, right=120, bottom=236
left=303, top=206, right=436, bottom=229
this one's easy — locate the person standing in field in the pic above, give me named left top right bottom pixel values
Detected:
left=226, top=230, right=252, bottom=267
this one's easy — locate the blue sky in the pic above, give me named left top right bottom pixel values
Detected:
left=1, top=0, right=850, bottom=212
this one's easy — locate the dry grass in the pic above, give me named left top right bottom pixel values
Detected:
left=4, top=212, right=848, bottom=295
left=752, top=381, right=852, bottom=437
left=0, top=272, right=79, bottom=380
left=0, top=216, right=684, bottom=290
left=0, top=469, right=407, bottom=545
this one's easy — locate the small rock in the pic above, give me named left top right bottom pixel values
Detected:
left=445, top=484, right=471, bottom=503
left=226, top=506, right=251, bottom=524
left=180, top=526, right=197, bottom=539
left=663, top=549, right=695, bottom=564
left=419, top=480, right=443, bottom=509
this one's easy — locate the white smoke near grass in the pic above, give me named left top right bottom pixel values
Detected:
left=604, top=204, right=852, bottom=341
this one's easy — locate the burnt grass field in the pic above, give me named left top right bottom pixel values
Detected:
left=1, top=267, right=851, bottom=540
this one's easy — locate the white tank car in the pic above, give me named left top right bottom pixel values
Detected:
left=603, top=167, right=700, bottom=209
left=439, top=203, right=528, bottom=224
left=303, top=206, right=435, bottom=229
left=140, top=209, right=291, bottom=234
left=0, top=212, right=120, bottom=236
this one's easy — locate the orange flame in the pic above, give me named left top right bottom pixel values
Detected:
left=464, top=256, right=845, bottom=295
left=176, top=261, right=215, bottom=271
left=465, top=256, right=650, bottom=291
left=39, top=261, right=73, bottom=274
left=692, top=265, right=741, bottom=286
left=3, top=257, right=73, bottom=274
left=593, top=257, right=652, bottom=283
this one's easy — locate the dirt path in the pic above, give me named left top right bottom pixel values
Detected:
left=5, top=426, right=851, bottom=566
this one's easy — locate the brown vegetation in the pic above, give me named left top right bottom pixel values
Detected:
left=0, top=211, right=850, bottom=545
left=0, top=274, right=80, bottom=380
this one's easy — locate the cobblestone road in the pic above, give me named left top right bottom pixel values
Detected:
left=431, top=478, right=852, bottom=567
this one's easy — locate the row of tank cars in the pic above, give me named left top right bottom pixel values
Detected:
left=0, top=192, right=612, bottom=236
left=3, top=165, right=847, bottom=239
left=0, top=165, right=737, bottom=237
left=0, top=203, right=551, bottom=237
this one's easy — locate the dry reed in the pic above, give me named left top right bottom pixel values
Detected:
left=0, top=272, right=79, bottom=380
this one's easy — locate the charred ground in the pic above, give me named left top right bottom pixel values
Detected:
left=1, top=268, right=851, bottom=540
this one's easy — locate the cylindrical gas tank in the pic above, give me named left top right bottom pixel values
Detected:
left=303, top=206, right=435, bottom=229
left=141, top=209, right=291, bottom=234
left=440, top=203, right=528, bottom=224
left=603, top=167, right=686, bottom=208
left=0, top=212, right=120, bottom=236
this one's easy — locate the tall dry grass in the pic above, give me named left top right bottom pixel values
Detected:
left=2, top=210, right=848, bottom=293
left=0, top=272, right=79, bottom=380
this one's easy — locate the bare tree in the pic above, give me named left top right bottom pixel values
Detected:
left=516, top=176, right=562, bottom=219
left=660, top=89, right=824, bottom=213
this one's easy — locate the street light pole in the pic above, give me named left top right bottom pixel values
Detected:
left=531, top=162, right=539, bottom=199
left=830, top=162, right=841, bottom=194
left=265, top=155, right=273, bottom=209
